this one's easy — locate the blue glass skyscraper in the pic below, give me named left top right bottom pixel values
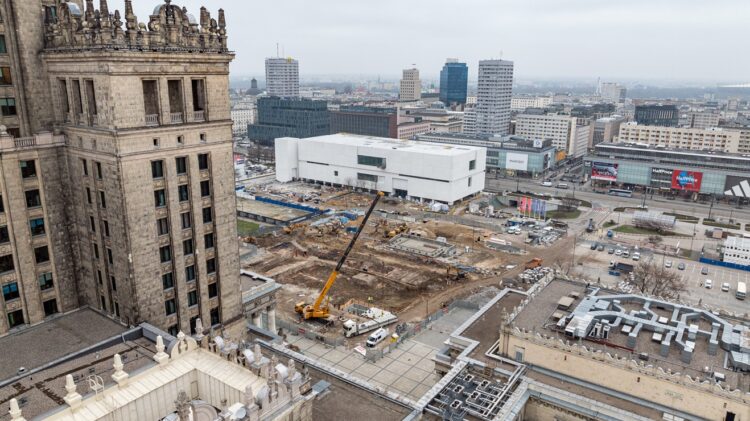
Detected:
left=439, top=59, right=468, bottom=106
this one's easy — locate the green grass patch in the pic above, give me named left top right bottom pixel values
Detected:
left=702, top=219, right=740, bottom=230
left=613, top=225, right=676, bottom=236
left=664, top=212, right=699, bottom=223
left=603, top=221, right=617, bottom=228
left=576, top=199, right=592, bottom=208
left=237, top=219, right=261, bottom=236
left=613, top=206, right=648, bottom=213
left=545, top=209, right=582, bottom=219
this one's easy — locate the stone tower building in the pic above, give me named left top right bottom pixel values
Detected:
left=0, top=0, right=241, bottom=336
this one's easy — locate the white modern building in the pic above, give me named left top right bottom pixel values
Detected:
left=275, top=134, right=486, bottom=204
left=511, top=95, right=553, bottom=110
left=400, top=67, right=421, bottom=102
left=723, top=236, right=750, bottom=267
left=599, top=82, right=627, bottom=103
left=475, top=59, right=514, bottom=135
left=515, top=114, right=591, bottom=158
left=265, top=57, right=299, bottom=98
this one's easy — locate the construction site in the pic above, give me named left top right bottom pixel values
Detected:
left=240, top=181, right=578, bottom=345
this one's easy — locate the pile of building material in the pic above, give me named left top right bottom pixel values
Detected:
left=518, top=266, right=552, bottom=283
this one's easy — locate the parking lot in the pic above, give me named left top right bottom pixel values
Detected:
left=573, top=241, right=748, bottom=315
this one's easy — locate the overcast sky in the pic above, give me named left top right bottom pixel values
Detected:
left=132, top=0, right=748, bottom=83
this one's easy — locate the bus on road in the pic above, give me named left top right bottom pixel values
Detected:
left=737, top=282, right=746, bottom=300
left=608, top=188, right=633, bottom=198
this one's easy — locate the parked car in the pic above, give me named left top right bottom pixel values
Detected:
left=615, top=249, right=622, bottom=256
left=608, top=248, right=615, bottom=254
left=632, top=252, right=640, bottom=261
left=541, top=181, right=553, bottom=187
left=622, top=250, right=630, bottom=258
left=591, top=242, right=598, bottom=250
left=597, top=245, right=605, bottom=251
left=665, top=260, right=672, bottom=268
left=721, top=282, right=730, bottom=292
left=701, top=267, right=709, bottom=275
left=678, top=263, right=686, bottom=270
left=705, top=279, right=713, bottom=289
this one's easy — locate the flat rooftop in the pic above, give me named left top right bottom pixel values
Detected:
left=299, top=134, right=482, bottom=156
left=0, top=308, right=127, bottom=381
left=237, top=196, right=311, bottom=222
left=594, top=142, right=750, bottom=160
left=512, top=279, right=749, bottom=390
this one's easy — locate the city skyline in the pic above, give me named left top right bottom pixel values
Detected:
left=134, top=0, right=749, bottom=82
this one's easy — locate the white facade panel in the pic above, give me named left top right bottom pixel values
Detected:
left=274, top=137, right=299, bottom=182
left=505, top=153, right=529, bottom=171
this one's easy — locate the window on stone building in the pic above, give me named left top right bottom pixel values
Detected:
left=25, top=189, right=41, bottom=208
left=199, top=133, right=206, bottom=143
left=190, top=316, right=199, bottom=334
left=154, top=189, right=166, bottom=208
left=72, top=79, right=83, bottom=114
left=198, top=153, right=209, bottom=170
left=103, top=220, right=110, bottom=237
left=0, top=195, right=4, bottom=213
left=59, top=79, right=69, bottom=115
left=165, top=299, right=176, bottom=316
left=0, top=98, right=16, bottom=116
left=159, top=245, right=172, bottom=263
left=206, top=258, right=216, bottom=274
left=93, top=244, right=100, bottom=259
left=86, top=188, right=92, bottom=204
left=89, top=216, right=96, bottom=232
left=157, top=217, right=169, bottom=236
left=176, top=157, right=187, bottom=174
left=43, top=299, right=58, bottom=317
left=20, top=160, right=36, bottom=178
left=202, top=207, right=212, bottom=224
left=2, top=281, right=19, bottom=300
left=0, top=254, right=14, bottom=275
left=200, top=180, right=211, bottom=197
left=167, top=80, right=184, bottom=116
left=84, top=79, right=97, bottom=117
left=210, top=308, right=220, bottom=326
left=188, top=290, right=198, bottom=307
left=95, top=161, right=102, bottom=179
left=111, top=276, right=116, bottom=291
left=0, top=226, right=8, bottom=244
left=191, top=79, right=206, bottom=112
left=107, top=248, right=113, bottom=265
left=99, top=191, right=106, bottom=209
left=208, top=282, right=218, bottom=298
left=183, top=239, right=194, bottom=256
left=39, top=272, right=54, bottom=290
left=29, top=218, right=45, bottom=236
left=44, top=6, right=58, bottom=24
left=0, top=35, right=6, bottom=54
left=181, top=212, right=192, bottom=229
left=204, top=233, right=214, bottom=250
left=162, top=272, right=174, bottom=290
left=81, top=158, right=88, bottom=176
left=178, top=184, right=189, bottom=202
left=100, top=295, right=106, bottom=311
left=34, top=246, right=49, bottom=264
left=185, top=264, right=196, bottom=282
left=151, top=160, right=164, bottom=179
left=7, top=310, right=23, bottom=328
left=142, top=80, right=160, bottom=123
left=0, top=67, right=11, bottom=85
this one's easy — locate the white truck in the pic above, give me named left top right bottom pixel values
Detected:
left=342, top=307, right=398, bottom=338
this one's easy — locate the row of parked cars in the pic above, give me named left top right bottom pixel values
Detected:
left=591, top=243, right=641, bottom=261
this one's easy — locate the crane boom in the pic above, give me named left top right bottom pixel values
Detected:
left=310, top=191, right=384, bottom=312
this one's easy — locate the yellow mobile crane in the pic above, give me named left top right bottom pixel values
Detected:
left=295, top=191, right=384, bottom=320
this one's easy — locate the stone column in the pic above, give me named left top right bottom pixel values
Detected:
left=267, top=306, right=276, bottom=334
left=252, top=312, right=261, bottom=328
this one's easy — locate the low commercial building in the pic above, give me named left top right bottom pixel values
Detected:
left=247, top=97, right=330, bottom=146
left=330, top=105, right=398, bottom=138
left=617, top=122, right=741, bottom=153
left=515, top=113, right=591, bottom=157
left=723, top=236, right=750, bottom=267
left=585, top=142, right=750, bottom=199
left=275, top=134, right=485, bottom=204
left=635, top=104, right=679, bottom=126
left=397, top=120, right=432, bottom=139
left=416, top=133, right=556, bottom=178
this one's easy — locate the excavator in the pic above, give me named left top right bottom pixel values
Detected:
left=294, top=191, right=384, bottom=320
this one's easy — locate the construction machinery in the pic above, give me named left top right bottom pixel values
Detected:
left=384, top=223, right=409, bottom=239
left=524, top=258, right=543, bottom=270
left=294, top=191, right=384, bottom=320
left=446, top=265, right=467, bottom=280
left=283, top=223, right=305, bottom=235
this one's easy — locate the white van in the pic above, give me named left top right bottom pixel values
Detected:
left=366, top=328, right=389, bottom=347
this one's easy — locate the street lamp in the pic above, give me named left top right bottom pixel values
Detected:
left=707, top=195, right=715, bottom=220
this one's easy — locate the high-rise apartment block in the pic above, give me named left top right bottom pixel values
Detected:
left=515, top=114, right=591, bottom=158
left=399, top=67, right=421, bottom=102
left=439, top=59, right=468, bottom=107
left=635, top=104, right=679, bottom=127
left=0, top=1, right=240, bottom=336
left=475, top=59, right=514, bottom=135
left=247, top=97, right=330, bottom=146
left=265, top=57, right=299, bottom=98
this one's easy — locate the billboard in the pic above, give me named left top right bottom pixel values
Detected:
left=724, top=175, right=750, bottom=198
left=505, top=153, right=529, bottom=171
left=671, top=170, right=702, bottom=191
left=591, top=162, right=618, bottom=181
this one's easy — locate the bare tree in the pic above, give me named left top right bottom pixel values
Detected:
left=559, top=196, right=579, bottom=212
left=630, top=260, right=687, bottom=300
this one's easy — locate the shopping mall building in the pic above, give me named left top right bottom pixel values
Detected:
left=584, top=142, right=750, bottom=202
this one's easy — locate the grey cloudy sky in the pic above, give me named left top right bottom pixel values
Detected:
left=132, top=0, right=748, bottom=82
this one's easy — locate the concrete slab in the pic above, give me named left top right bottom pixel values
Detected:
left=410, top=343, right=437, bottom=358
left=403, top=367, right=431, bottom=383
left=386, top=359, right=413, bottom=375
left=414, top=357, right=435, bottom=372
left=372, top=369, right=400, bottom=385
left=351, top=362, right=382, bottom=379
left=391, top=376, right=419, bottom=395
left=410, top=383, right=433, bottom=399
left=337, top=354, right=365, bottom=372
left=321, top=348, right=348, bottom=364
left=301, top=344, right=327, bottom=357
